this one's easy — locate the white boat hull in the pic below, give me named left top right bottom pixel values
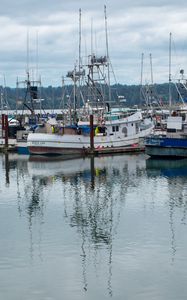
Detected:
left=27, top=126, right=153, bottom=155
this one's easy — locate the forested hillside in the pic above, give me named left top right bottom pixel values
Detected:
left=0, top=83, right=182, bottom=110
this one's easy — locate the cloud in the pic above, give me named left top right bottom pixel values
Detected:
left=0, top=1, right=187, bottom=86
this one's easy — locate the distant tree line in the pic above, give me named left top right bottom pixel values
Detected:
left=0, top=83, right=183, bottom=111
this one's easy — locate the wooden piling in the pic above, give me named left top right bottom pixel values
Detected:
left=4, top=115, right=9, bottom=149
left=90, top=114, right=94, bottom=153
left=2, top=114, right=5, bottom=132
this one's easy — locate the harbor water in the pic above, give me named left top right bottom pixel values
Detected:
left=0, top=153, right=187, bottom=300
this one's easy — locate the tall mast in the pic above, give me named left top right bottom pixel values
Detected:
left=78, top=8, right=82, bottom=109
left=140, top=53, right=144, bottom=86
left=150, top=53, right=153, bottom=85
left=26, top=29, right=30, bottom=76
left=79, top=9, right=82, bottom=71
left=169, top=32, right=172, bottom=113
left=140, top=53, right=144, bottom=105
left=104, top=5, right=111, bottom=103
left=0, top=87, right=3, bottom=115
left=91, top=18, right=93, bottom=55
left=149, top=53, right=154, bottom=109
left=36, top=30, right=39, bottom=81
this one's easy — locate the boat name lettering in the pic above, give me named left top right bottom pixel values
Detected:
left=32, top=141, right=45, bottom=145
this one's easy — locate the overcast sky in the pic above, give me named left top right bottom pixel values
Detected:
left=0, top=0, right=187, bottom=87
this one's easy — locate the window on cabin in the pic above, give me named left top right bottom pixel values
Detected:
left=136, top=123, right=139, bottom=134
left=99, top=126, right=106, bottom=134
left=122, top=127, right=128, bottom=137
left=112, top=126, right=119, bottom=132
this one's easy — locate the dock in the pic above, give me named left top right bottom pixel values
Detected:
left=0, top=144, right=17, bottom=152
left=85, top=144, right=145, bottom=156
left=0, top=138, right=17, bottom=152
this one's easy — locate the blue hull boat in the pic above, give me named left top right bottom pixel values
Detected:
left=145, top=136, right=187, bottom=158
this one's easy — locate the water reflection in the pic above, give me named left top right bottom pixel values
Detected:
left=146, top=158, right=187, bottom=263
left=146, top=157, right=187, bottom=178
left=1, top=153, right=146, bottom=296
left=1, top=153, right=187, bottom=298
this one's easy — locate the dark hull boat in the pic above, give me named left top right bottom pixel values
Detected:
left=145, top=114, right=187, bottom=158
left=145, top=135, right=187, bottom=158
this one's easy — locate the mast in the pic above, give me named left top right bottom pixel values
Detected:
left=26, top=29, right=30, bottom=76
left=140, top=53, right=144, bottom=106
left=78, top=8, right=82, bottom=109
left=73, top=67, right=76, bottom=112
left=169, top=32, right=172, bottom=114
left=104, top=5, right=111, bottom=104
left=0, top=87, right=3, bottom=116
left=91, top=18, right=93, bottom=55
left=150, top=53, right=153, bottom=85
left=149, top=53, right=153, bottom=109
left=36, top=30, right=39, bottom=82
left=79, top=9, right=82, bottom=75
left=140, top=53, right=144, bottom=86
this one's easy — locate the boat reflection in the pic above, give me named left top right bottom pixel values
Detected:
left=146, top=157, right=187, bottom=263
left=146, top=157, right=187, bottom=177
left=2, top=153, right=145, bottom=295
left=2, top=153, right=187, bottom=294
left=0, top=154, right=187, bottom=297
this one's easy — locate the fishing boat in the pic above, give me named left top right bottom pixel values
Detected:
left=27, top=108, right=153, bottom=155
left=27, top=8, right=154, bottom=156
left=145, top=112, right=187, bottom=158
left=145, top=32, right=187, bottom=158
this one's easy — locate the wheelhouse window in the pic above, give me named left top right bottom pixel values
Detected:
left=112, top=126, right=119, bottom=132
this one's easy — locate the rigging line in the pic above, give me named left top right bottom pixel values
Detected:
left=173, top=82, right=185, bottom=104
left=171, top=34, right=183, bottom=79
left=109, top=58, right=118, bottom=85
left=180, top=82, right=187, bottom=93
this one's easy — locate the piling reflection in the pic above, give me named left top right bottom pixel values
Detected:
left=4, top=153, right=9, bottom=185
left=1, top=153, right=45, bottom=261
